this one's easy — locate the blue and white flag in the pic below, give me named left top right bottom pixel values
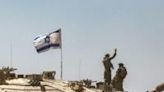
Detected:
left=33, top=29, right=61, bottom=53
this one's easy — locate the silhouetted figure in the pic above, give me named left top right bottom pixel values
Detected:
left=111, top=63, right=127, bottom=91
left=102, top=49, right=117, bottom=91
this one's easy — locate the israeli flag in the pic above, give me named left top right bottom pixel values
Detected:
left=33, top=29, right=61, bottom=53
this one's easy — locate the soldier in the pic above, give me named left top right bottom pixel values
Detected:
left=102, top=49, right=117, bottom=91
left=111, top=63, right=127, bottom=91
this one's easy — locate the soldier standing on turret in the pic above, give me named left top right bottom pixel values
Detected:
left=102, top=49, right=117, bottom=91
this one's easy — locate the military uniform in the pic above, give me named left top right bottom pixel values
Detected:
left=102, top=49, right=117, bottom=92
left=111, top=63, right=127, bottom=91
left=103, top=57, right=114, bottom=85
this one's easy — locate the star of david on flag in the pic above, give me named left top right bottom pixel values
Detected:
left=33, top=29, right=61, bottom=53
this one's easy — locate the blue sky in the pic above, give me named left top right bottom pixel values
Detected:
left=0, top=0, right=164, bottom=91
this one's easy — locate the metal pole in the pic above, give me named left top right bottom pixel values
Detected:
left=78, top=61, right=81, bottom=80
left=60, top=48, right=63, bottom=80
left=59, top=29, right=63, bottom=80
left=10, top=41, right=13, bottom=68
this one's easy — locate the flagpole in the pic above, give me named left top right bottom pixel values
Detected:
left=60, top=29, right=63, bottom=80
left=60, top=47, right=63, bottom=80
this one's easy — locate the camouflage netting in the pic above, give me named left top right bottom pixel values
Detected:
left=0, top=67, right=17, bottom=85
left=0, top=70, right=5, bottom=85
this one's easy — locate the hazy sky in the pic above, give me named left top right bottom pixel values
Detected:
left=0, top=0, right=164, bottom=91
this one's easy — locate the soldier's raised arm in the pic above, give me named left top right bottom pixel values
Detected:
left=110, top=48, right=117, bottom=60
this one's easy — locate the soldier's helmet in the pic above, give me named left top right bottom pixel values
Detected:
left=105, top=53, right=110, bottom=57
left=119, top=63, right=124, bottom=66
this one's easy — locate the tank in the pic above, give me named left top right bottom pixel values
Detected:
left=0, top=67, right=102, bottom=92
